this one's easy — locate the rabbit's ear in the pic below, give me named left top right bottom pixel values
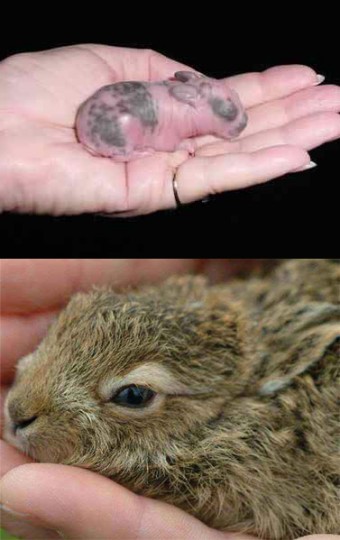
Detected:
left=174, top=71, right=202, bottom=82
left=169, top=84, right=200, bottom=105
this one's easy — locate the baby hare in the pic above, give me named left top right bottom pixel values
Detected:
left=4, top=259, right=340, bottom=539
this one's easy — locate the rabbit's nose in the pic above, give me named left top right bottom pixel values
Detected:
left=7, top=400, right=38, bottom=433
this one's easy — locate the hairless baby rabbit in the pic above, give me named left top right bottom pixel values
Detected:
left=4, top=260, right=340, bottom=539
left=75, top=71, right=248, bottom=161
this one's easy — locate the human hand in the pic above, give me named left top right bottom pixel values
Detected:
left=0, top=45, right=339, bottom=216
left=1, top=259, right=338, bottom=540
left=2, top=465, right=339, bottom=540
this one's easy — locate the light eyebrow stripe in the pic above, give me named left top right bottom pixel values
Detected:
left=100, top=363, right=192, bottom=401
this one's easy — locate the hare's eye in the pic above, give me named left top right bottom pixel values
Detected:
left=112, top=385, right=156, bottom=408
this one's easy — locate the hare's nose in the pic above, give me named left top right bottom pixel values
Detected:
left=7, top=401, right=38, bottom=433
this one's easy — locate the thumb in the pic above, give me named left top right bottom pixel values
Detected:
left=0, top=463, right=255, bottom=540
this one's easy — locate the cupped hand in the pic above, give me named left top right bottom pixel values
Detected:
left=0, top=45, right=339, bottom=216
left=1, top=259, right=339, bottom=540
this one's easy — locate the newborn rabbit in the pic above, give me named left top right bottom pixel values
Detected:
left=75, top=71, right=247, bottom=161
left=4, top=260, right=340, bottom=540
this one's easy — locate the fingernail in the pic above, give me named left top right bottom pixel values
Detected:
left=293, top=161, right=317, bottom=172
left=0, top=502, right=31, bottom=518
left=1, top=503, right=64, bottom=538
left=302, top=160, right=317, bottom=170
left=313, top=74, right=325, bottom=85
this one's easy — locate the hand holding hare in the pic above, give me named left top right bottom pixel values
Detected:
left=4, top=259, right=340, bottom=539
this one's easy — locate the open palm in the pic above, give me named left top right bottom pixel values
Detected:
left=0, top=44, right=339, bottom=215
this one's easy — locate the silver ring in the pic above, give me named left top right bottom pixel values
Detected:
left=172, top=170, right=211, bottom=207
left=172, top=170, right=182, bottom=207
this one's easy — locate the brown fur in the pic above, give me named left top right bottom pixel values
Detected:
left=4, top=259, right=340, bottom=539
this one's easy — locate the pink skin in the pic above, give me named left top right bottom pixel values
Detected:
left=75, top=71, right=247, bottom=162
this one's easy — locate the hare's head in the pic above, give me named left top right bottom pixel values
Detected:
left=4, top=276, right=242, bottom=490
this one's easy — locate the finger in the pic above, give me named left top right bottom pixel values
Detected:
left=0, top=440, right=33, bottom=478
left=239, top=84, right=340, bottom=139
left=0, top=311, right=57, bottom=384
left=123, top=149, right=190, bottom=214
left=225, top=65, right=321, bottom=108
left=1, top=509, right=60, bottom=540
left=196, top=113, right=340, bottom=157
left=0, top=442, right=47, bottom=539
left=0, top=464, right=256, bottom=540
left=172, top=145, right=311, bottom=204
left=1, top=259, right=197, bottom=314
left=1, top=388, right=9, bottom=434
left=297, top=537, right=340, bottom=540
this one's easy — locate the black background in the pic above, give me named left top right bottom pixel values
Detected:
left=1, top=6, right=339, bottom=256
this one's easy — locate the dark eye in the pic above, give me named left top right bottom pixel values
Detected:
left=112, top=385, right=156, bottom=408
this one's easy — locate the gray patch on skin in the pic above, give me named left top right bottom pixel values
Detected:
left=228, top=112, right=248, bottom=137
left=109, top=82, right=158, bottom=129
left=90, top=112, right=126, bottom=148
left=110, top=81, right=147, bottom=96
left=116, top=101, right=130, bottom=114
left=209, top=97, right=239, bottom=121
left=88, top=102, right=113, bottom=120
left=89, top=103, right=97, bottom=116
left=238, top=111, right=248, bottom=131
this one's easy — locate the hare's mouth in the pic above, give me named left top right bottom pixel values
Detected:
left=3, top=422, right=66, bottom=464
left=3, top=409, right=40, bottom=460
